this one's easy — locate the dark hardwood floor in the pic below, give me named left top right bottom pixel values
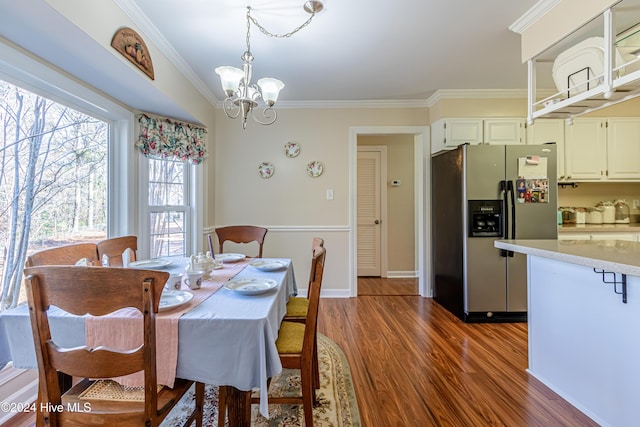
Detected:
left=317, top=292, right=599, bottom=427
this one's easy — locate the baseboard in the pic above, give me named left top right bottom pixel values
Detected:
left=296, top=289, right=352, bottom=298
left=386, top=271, right=418, bottom=278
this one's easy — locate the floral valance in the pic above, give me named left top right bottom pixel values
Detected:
left=136, top=114, right=208, bottom=165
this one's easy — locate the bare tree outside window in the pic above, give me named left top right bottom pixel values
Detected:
left=148, top=158, right=187, bottom=258
left=0, top=80, right=107, bottom=310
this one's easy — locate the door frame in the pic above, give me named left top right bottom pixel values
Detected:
left=356, top=146, right=388, bottom=277
left=349, top=126, right=431, bottom=297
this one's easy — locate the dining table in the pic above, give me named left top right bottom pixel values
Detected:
left=0, top=255, right=297, bottom=426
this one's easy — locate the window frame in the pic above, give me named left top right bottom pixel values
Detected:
left=138, top=155, right=203, bottom=259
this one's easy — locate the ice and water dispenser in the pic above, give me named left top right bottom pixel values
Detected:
left=468, top=200, right=503, bottom=237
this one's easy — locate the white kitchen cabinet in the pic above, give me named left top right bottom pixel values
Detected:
left=431, top=118, right=524, bottom=154
left=564, top=118, right=607, bottom=181
left=606, top=118, right=640, bottom=180
left=564, top=117, right=640, bottom=182
left=558, top=231, right=640, bottom=241
left=526, top=119, right=565, bottom=180
left=483, top=119, right=525, bottom=145
left=589, top=233, right=637, bottom=241
left=431, top=119, right=482, bottom=153
left=557, top=233, right=591, bottom=241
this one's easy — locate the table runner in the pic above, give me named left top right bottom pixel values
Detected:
left=85, top=258, right=252, bottom=388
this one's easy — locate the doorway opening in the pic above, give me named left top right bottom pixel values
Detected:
left=349, top=126, right=430, bottom=297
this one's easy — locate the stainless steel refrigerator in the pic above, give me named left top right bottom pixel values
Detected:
left=431, top=143, right=557, bottom=322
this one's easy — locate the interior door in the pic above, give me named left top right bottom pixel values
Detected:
left=357, top=149, right=382, bottom=276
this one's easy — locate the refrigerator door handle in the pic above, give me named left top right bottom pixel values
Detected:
left=506, top=180, right=515, bottom=257
left=499, top=180, right=508, bottom=257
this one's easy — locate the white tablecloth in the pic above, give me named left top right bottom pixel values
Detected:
left=0, top=258, right=297, bottom=417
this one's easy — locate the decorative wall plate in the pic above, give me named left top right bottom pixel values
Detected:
left=258, top=162, right=274, bottom=179
left=306, top=161, right=324, bottom=177
left=284, top=142, right=300, bottom=158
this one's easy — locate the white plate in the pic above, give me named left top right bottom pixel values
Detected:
left=159, top=290, right=193, bottom=311
left=129, top=258, right=173, bottom=269
left=224, top=278, right=278, bottom=295
left=249, top=260, right=287, bottom=272
left=215, top=253, right=246, bottom=263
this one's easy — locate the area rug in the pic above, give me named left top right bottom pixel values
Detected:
left=161, top=333, right=361, bottom=426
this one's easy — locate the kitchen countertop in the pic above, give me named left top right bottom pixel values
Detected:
left=494, top=239, right=640, bottom=276
left=558, top=223, right=640, bottom=232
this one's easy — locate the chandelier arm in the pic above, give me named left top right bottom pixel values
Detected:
left=251, top=106, right=278, bottom=126
left=221, top=98, right=241, bottom=120
left=248, top=9, right=317, bottom=39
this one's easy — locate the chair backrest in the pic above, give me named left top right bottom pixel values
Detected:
left=308, top=237, right=325, bottom=284
left=302, top=246, right=325, bottom=358
left=214, top=225, right=268, bottom=258
left=24, top=266, right=168, bottom=424
left=97, top=235, right=138, bottom=267
left=25, top=243, right=100, bottom=267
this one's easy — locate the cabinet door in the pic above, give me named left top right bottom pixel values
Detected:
left=430, top=119, right=447, bottom=154
left=445, top=119, right=483, bottom=147
left=589, top=233, right=636, bottom=241
left=484, top=119, right=524, bottom=145
left=526, top=119, right=566, bottom=179
left=606, top=118, right=640, bottom=180
left=564, top=118, right=606, bottom=181
left=557, top=233, right=591, bottom=241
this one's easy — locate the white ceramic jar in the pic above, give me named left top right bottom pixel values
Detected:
left=602, top=205, right=615, bottom=224
left=586, top=207, right=603, bottom=224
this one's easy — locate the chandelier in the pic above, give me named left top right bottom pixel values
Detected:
left=215, top=2, right=323, bottom=129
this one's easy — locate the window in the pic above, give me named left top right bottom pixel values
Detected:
left=0, top=79, right=108, bottom=308
left=148, top=158, right=189, bottom=258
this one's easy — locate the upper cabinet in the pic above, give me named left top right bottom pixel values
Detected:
left=564, top=117, right=640, bottom=181
left=431, top=118, right=525, bottom=153
left=525, top=119, right=566, bottom=180
left=606, top=118, right=640, bottom=180
left=564, top=118, right=607, bottom=181
left=483, top=119, right=526, bottom=145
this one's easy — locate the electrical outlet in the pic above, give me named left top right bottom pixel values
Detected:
left=633, top=200, right=640, bottom=210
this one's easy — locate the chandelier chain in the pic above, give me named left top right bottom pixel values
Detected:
left=247, top=6, right=317, bottom=41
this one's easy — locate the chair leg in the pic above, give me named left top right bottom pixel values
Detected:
left=313, top=331, right=320, bottom=391
left=301, top=364, right=315, bottom=427
left=195, top=382, right=205, bottom=427
left=218, top=386, right=227, bottom=427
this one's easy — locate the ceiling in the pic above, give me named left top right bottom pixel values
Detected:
left=0, top=0, right=548, bottom=122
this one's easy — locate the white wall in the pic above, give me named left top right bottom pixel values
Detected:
left=213, top=107, right=429, bottom=296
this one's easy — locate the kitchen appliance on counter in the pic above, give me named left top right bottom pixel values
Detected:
left=432, top=144, right=558, bottom=322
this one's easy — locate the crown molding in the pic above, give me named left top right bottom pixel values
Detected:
left=113, top=0, right=219, bottom=106
left=509, top=0, right=562, bottom=34
left=215, top=90, right=556, bottom=110
left=425, top=89, right=530, bottom=106
left=216, top=99, right=431, bottom=109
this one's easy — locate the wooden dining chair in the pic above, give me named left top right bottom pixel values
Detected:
left=24, top=265, right=204, bottom=427
left=284, top=237, right=325, bottom=322
left=212, top=225, right=268, bottom=258
left=218, top=246, right=326, bottom=427
left=282, top=238, right=325, bottom=390
left=25, top=243, right=100, bottom=267
left=96, top=235, right=138, bottom=267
